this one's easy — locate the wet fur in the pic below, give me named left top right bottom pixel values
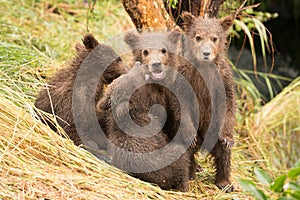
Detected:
left=180, top=12, right=237, bottom=192
left=34, top=34, right=128, bottom=149
left=97, top=31, right=194, bottom=192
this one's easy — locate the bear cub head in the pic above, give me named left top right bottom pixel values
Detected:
left=181, top=12, right=233, bottom=62
left=124, top=30, right=181, bottom=81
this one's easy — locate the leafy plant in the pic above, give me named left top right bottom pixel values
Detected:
left=230, top=2, right=278, bottom=72
left=167, top=0, right=179, bottom=9
left=240, top=161, right=300, bottom=200
left=233, top=63, right=292, bottom=102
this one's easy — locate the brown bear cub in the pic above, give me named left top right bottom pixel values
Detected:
left=34, top=34, right=128, bottom=150
left=179, top=12, right=237, bottom=192
left=97, top=30, right=197, bottom=192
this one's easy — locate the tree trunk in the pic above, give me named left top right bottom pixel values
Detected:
left=122, top=0, right=175, bottom=31
left=122, top=0, right=225, bottom=31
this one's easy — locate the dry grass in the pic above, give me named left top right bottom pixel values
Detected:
left=243, top=77, right=300, bottom=171
left=0, top=81, right=253, bottom=199
left=0, top=87, right=196, bottom=199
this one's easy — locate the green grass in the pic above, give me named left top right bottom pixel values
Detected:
left=0, top=0, right=299, bottom=199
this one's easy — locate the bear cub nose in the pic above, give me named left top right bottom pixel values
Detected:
left=203, top=52, right=210, bottom=56
left=152, top=62, right=162, bottom=70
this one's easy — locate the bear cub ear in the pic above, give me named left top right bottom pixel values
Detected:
left=82, top=33, right=99, bottom=50
left=220, top=15, right=234, bottom=31
left=167, top=30, right=181, bottom=53
left=181, top=12, right=196, bottom=31
left=168, top=30, right=181, bottom=44
left=124, top=31, right=141, bottom=50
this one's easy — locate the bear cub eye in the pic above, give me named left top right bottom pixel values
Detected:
left=212, top=37, right=218, bottom=42
left=195, top=35, right=202, bottom=42
left=143, top=49, right=149, bottom=56
left=161, top=48, right=167, bottom=54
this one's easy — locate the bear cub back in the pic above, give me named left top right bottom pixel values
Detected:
left=34, top=34, right=128, bottom=149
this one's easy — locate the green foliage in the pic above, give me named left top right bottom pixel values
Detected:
left=240, top=162, right=300, bottom=200
left=239, top=179, right=269, bottom=200
left=288, top=167, right=300, bottom=179
left=166, top=0, right=178, bottom=9
left=231, top=6, right=278, bottom=70
left=233, top=64, right=292, bottom=101
left=0, top=0, right=133, bottom=96
left=254, top=168, right=272, bottom=186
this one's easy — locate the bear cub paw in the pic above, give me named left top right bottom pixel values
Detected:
left=221, top=136, right=234, bottom=148
left=216, top=180, right=234, bottom=193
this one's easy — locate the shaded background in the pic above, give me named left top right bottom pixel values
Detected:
left=228, top=0, right=300, bottom=101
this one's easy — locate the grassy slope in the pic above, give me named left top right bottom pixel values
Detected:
left=0, top=0, right=299, bottom=199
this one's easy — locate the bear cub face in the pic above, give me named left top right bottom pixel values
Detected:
left=124, top=31, right=181, bottom=81
left=181, top=12, right=233, bottom=62
left=141, top=47, right=168, bottom=80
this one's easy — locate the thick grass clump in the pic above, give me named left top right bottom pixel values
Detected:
left=243, top=77, right=300, bottom=171
left=0, top=0, right=299, bottom=199
left=0, top=89, right=199, bottom=199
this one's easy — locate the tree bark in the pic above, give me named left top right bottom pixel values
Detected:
left=122, top=0, right=175, bottom=31
left=122, top=0, right=225, bottom=31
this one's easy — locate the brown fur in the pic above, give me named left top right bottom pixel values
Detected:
left=180, top=12, right=237, bottom=192
left=34, top=33, right=128, bottom=150
left=97, top=31, right=194, bottom=192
